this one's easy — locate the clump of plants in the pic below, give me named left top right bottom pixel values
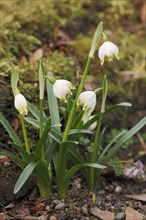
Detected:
left=0, top=22, right=145, bottom=199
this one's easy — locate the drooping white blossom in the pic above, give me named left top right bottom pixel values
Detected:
left=77, top=91, right=96, bottom=123
left=14, top=93, right=28, bottom=116
left=53, top=79, right=75, bottom=102
left=98, top=41, right=119, bottom=65
left=77, top=91, right=96, bottom=111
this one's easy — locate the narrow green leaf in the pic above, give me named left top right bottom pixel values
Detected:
left=28, top=102, right=47, bottom=122
left=10, top=142, right=32, bottom=162
left=101, top=75, right=108, bottom=113
left=14, top=162, right=38, bottom=194
left=83, top=102, right=132, bottom=129
left=99, top=130, right=126, bottom=160
left=25, top=117, right=40, bottom=128
left=25, top=117, right=62, bottom=143
left=100, top=117, right=146, bottom=164
left=68, top=129, right=92, bottom=136
left=1, top=150, right=27, bottom=168
left=0, top=113, right=22, bottom=146
left=38, top=60, right=45, bottom=100
left=49, top=128, right=62, bottom=143
left=33, top=160, right=51, bottom=197
left=61, top=162, right=106, bottom=193
left=71, top=110, right=84, bottom=128
left=34, top=118, right=51, bottom=160
left=105, top=102, right=132, bottom=114
left=11, top=72, right=19, bottom=96
left=46, top=72, right=61, bottom=133
left=83, top=163, right=106, bottom=169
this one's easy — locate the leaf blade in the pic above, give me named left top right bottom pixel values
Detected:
left=14, top=162, right=38, bottom=194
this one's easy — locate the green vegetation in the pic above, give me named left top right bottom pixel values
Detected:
left=0, top=0, right=145, bottom=146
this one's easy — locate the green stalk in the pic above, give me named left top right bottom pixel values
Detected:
left=90, top=76, right=107, bottom=189
left=62, top=56, right=92, bottom=142
left=90, top=112, right=104, bottom=189
left=57, top=57, right=92, bottom=194
left=40, top=98, right=45, bottom=160
left=19, top=114, right=30, bottom=154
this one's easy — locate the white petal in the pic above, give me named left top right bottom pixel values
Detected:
left=78, top=91, right=96, bottom=110
left=14, top=94, right=28, bottom=116
left=82, top=109, right=92, bottom=124
left=53, top=79, right=75, bottom=101
left=98, top=41, right=119, bottom=65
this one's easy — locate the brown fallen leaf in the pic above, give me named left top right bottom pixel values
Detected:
left=118, top=70, right=145, bottom=83
left=91, top=207, right=115, bottom=220
left=29, top=48, right=43, bottom=65
left=0, top=212, right=6, bottom=220
left=124, top=194, right=146, bottom=202
left=11, top=117, right=20, bottom=131
left=125, top=207, right=145, bottom=220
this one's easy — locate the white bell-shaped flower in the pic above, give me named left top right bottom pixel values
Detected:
left=14, top=93, right=28, bottom=116
left=88, top=116, right=97, bottom=131
left=53, top=79, right=75, bottom=102
left=98, top=41, right=119, bottom=65
left=77, top=91, right=96, bottom=111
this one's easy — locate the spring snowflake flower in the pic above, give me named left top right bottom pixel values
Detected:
left=53, top=79, right=75, bottom=102
left=98, top=41, right=119, bottom=65
left=77, top=91, right=96, bottom=111
left=14, top=93, right=28, bottom=116
left=77, top=91, right=96, bottom=123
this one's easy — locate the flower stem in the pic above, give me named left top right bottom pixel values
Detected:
left=19, top=114, right=30, bottom=154
left=62, top=56, right=92, bottom=142
left=90, top=112, right=104, bottom=189
left=57, top=57, right=92, bottom=194
left=40, top=98, right=45, bottom=160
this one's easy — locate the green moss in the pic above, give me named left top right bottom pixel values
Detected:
left=43, top=51, right=76, bottom=80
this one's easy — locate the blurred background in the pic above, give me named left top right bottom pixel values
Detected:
left=0, top=0, right=146, bottom=132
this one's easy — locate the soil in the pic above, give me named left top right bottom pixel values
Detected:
left=0, top=161, right=146, bottom=220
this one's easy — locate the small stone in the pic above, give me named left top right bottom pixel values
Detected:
left=50, top=216, right=57, bottom=220
left=98, top=190, right=105, bottom=195
left=116, top=212, right=125, bottom=220
left=53, top=199, right=61, bottom=205
left=81, top=205, right=88, bottom=215
left=55, top=202, right=66, bottom=210
left=114, top=186, right=122, bottom=193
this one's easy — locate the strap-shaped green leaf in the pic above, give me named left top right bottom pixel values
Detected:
left=10, top=142, right=33, bottom=162
left=14, top=162, right=38, bottom=194
left=83, top=102, right=132, bottom=129
left=34, top=118, right=51, bottom=160
left=46, top=72, right=61, bottom=133
left=68, top=129, right=92, bottom=135
left=1, top=149, right=26, bottom=168
left=28, top=102, right=47, bottom=122
left=100, top=117, right=146, bottom=164
left=98, top=130, right=126, bottom=160
left=59, top=163, right=106, bottom=196
left=25, top=117, right=62, bottom=143
left=0, top=113, right=22, bottom=146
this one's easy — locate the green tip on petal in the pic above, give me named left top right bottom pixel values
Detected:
left=70, top=83, right=75, bottom=89
left=107, top=55, right=113, bottom=62
left=100, top=59, right=104, bottom=65
left=83, top=105, right=89, bottom=110
left=116, top=54, right=120, bottom=60
left=60, top=97, right=67, bottom=103
left=67, top=89, right=73, bottom=96
left=77, top=99, right=81, bottom=105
